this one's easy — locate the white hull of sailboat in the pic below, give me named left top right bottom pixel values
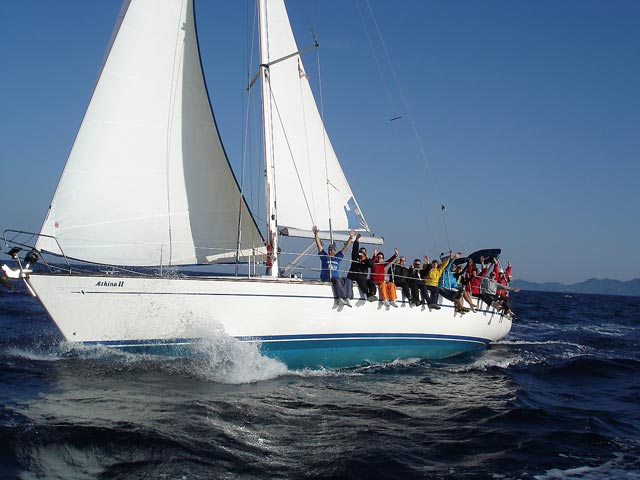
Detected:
left=27, top=273, right=511, bottom=368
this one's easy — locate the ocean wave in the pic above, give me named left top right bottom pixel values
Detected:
left=533, top=451, right=640, bottom=480
left=2, top=346, right=67, bottom=363
left=542, top=355, right=640, bottom=378
left=498, top=339, right=587, bottom=349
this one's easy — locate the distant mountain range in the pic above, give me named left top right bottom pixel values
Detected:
left=511, top=278, right=640, bottom=297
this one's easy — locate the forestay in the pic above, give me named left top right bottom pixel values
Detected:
left=36, top=0, right=263, bottom=266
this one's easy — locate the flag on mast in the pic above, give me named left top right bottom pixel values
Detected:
left=298, top=59, right=307, bottom=79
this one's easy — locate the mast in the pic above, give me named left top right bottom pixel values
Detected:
left=258, top=0, right=279, bottom=277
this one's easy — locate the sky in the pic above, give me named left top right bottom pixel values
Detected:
left=0, top=0, right=638, bottom=284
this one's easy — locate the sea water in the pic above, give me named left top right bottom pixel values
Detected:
left=1, top=286, right=639, bottom=479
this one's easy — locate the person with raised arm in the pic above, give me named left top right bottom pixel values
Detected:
left=370, top=248, right=399, bottom=307
left=468, top=256, right=492, bottom=309
left=487, top=260, right=520, bottom=317
left=423, top=251, right=454, bottom=310
left=347, top=233, right=378, bottom=301
left=389, top=256, right=412, bottom=304
left=438, top=253, right=469, bottom=314
left=312, top=226, right=354, bottom=307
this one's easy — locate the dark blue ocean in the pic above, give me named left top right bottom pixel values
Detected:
left=1, top=286, right=639, bottom=479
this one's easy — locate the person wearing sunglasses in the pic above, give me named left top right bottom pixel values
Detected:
left=370, top=248, right=399, bottom=307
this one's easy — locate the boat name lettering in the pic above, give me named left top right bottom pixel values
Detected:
left=95, top=281, right=125, bottom=287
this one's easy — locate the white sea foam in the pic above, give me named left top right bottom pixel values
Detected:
left=6, top=333, right=291, bottom=385
left=2, top=347, right=63, bottom=362
left=451, top=355, right=528, bottom=372
left=188, top=335, right=289, bottom=384
left=497, top=340, right=585, bottom=349
left=573, top=323, right=634, bottom=337
left=288, top=366, right=356, bottom=378
left=445, top=343, right=593, bottom=373
left=533, top=452, right=639, bottom=479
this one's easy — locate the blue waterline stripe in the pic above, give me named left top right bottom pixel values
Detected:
left=237, top=333, right=488, bottom=344
left=82, top=332, right=490, bottom=348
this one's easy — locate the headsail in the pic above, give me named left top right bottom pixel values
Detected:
left=259, top=0, right=373, bottom=236
left=36, top=0, right=263, bottom=266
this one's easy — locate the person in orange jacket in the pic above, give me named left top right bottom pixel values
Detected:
left=370, top=248, right=398, bottom=307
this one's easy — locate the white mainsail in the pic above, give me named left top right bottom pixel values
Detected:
left=36, top=0, right=263, bottom=266
left=259, top=0, right=371, bottom=235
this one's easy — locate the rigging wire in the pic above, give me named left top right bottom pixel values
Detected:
left=299, top=0, right=334, bottom=240
left=313, top=30, right=335, bottom=243
left=242, top=3, right=267, bottom=236
left=355, top=0, right=438, bottom=251
left=361, top=0, right=454, bottom=251
left=164, top=0, right=189, bottom=266
left=356, top=2, right=435, bottom=249
left=260, top=1, right=283, bottom=268
left=354, top=2, right=399, bottom=120
left=264, top=78, right=317, bottom=227
left=305, top=5, right=329, bottom=236
left=236, top=0, right=260, bottom=273
left=296, top=57, right=316, bottom=220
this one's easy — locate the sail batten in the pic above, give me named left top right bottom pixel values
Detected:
left=36, top=0, right=262, bottom=266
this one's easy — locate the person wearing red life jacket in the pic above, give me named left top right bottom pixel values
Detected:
left=467, top=261, right=491, bottom=307
left=496, top=262, right=517, bottom=317
left=496, top=262, right=513, bottom=299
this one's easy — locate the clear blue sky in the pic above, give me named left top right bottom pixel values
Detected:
left=1, top=0, right=638, bottom=284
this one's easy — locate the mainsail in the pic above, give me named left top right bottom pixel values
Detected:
left=259, top=0, right=371, bottom=235
left=36, top=0, right=263, bottom=266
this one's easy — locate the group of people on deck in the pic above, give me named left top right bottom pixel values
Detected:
left=312, top=227, right=519, bottom=317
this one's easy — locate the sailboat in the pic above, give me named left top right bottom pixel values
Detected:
left=1, top=0, right=511, bottom=369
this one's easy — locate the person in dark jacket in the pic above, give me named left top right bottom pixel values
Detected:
left=388, top=256, right=412, bottom=303
left=407, top=258, right=428, bottom=306
left=347, top=234, right=377, bottom=301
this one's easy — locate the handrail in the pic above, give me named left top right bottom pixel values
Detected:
left=2, top=229, right=72, bottom=273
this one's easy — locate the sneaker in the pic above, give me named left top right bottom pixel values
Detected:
left=367, top=295, right=378, bottom=302
left=432, top=304, right=441, bottom=310
left=337, top=298, right=345, bottom=306
left=390, top=300, right=398, bottom=308
left=427, top=304, right=434, bottom=310
left=382, top=300, right=390, bottom=307
left=344, top=299, right=352, bottom=307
